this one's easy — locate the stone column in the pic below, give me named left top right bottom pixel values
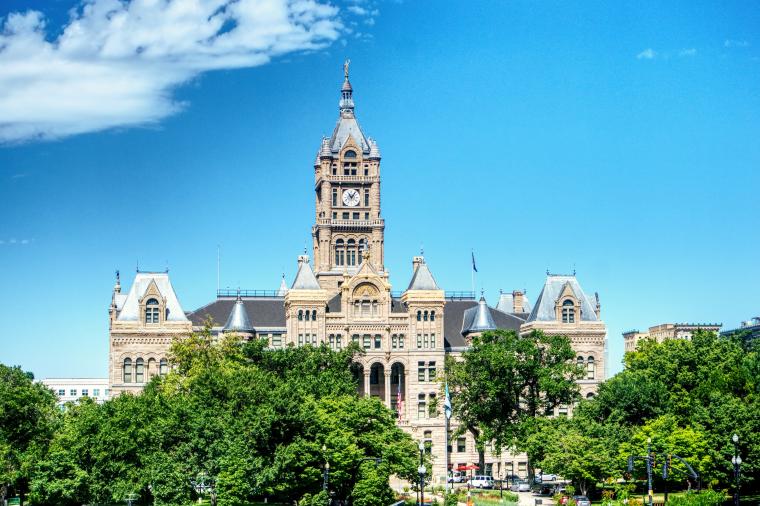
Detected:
left=364, top=371, right=370, bottom=398
left=384, top=371, right=391, bottom=408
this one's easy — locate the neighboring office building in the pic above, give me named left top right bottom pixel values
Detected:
left=40, top=378, right=110, bottom=406
left=623, top=322, right=722, bottom=352
left=106, top=65, right=608, bottom=483
left=721, top=316, right=760, bottom=342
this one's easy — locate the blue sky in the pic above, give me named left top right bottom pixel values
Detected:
left=1, top=0, right=758, bottom=379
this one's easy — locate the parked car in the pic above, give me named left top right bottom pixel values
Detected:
left=574, top=496, right=591, bottom=506
left=510, top=480, right=530, bottom=492
left=448, top=471, right=465, bottom=483
left=540, top=473, right=558, bottom=482
left=468, top=475, right=494, bottom=489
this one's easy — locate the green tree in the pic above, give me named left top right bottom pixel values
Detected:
left=446, top=329, right=583, bottom=470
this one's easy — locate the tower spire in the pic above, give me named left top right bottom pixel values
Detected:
left=340, top=59, right=354, bottom=117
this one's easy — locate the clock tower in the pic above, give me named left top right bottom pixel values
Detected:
left=311, top=62, right=385, bottom=292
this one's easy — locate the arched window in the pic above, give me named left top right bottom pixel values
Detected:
left=577, top=356, right=585, bottom=369
left=344, top=150, right=357, bottom=159
left=417, top=311, right=422, bottom=321
left=586, top=392, right=596, bottom=399
left=145, top=298, right=159, bottom=324
left=562, top=299, right=575, bottom=323
left=298, top=310, right=303, bottom=321
left=135, top=358, right=144, bottom=383
left=430, top=310, right=435, bottom=322
left=347, top=239, right=357, bottom=266
left=159, top=359, right=168, bottom=377
left=335, top=239, right=345, bottom=266
left=423, top=310, right=428, bottom=321
left=123, top=358, right=132, bottom=383
left=586, top=356, right=595, bottom=380
left=311, top=310, right=317, bottom=321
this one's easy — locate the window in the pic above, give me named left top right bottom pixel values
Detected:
left=370, top=366, right=379, bottom=385
left=70, top=389, right=77, bottom=396
left=93, top=388, right=100, bottom=397
left=57, top=389, right=65, bottom=396
left=587, top=356, right=595, bottom=379
left=105, top=389, right=110, bottom=397
left=352, top=212, right=360, bottom=220
left=429, top=393, right=438, bottom=417
left=335, top=239, right=345, bottom=266
left=586, top=392, right=596, bottom=399
left=398, top=334, right=405, bottom=348
left=352, top=334, right=360, bottom=344
left=428, top=362, right=437, bottom=381
left=123, top=358, right=132, bottom=383
left=363, top=335, right=371, bottom=349
left=562, top=299, right=575, bottom=323
left=332, top=188, right=337, bottom=206
left=558, top=404, right=568, bottom=417
left=332, top=212, right=337, bottom=219
left=159, top=359, right=168, bottom=377
left=430, top=333, right=436, bottom=348
left=417, top=311, right=421, bottom=321
left=364, top=166, right=369, bottom=176
left=430, top=310, right=435, bottom=321
left=392, top=334, right=398, bottom=349
left=418, top=361, right=426, bottom=382
left=145, top=298, right=159, bottom=324
left=364, top=189, right=370, bottom=206
left=423, top=430, right=433, bottom=454
left=312, top=310, right=317, bottom=321
left=344, top=149, right=357, bottom=158
left=364, top=212, right=369, bottom=220
left=424, top=310, right=428, bottom=321
left=347, top=239, right=356, bottom=266
left=342, top=212, right=349, bottom=219
left=577, top=356, right=584, bottom=369
left=485, top=463, right=493, bottom=477
left=332, top=164, right=337, bottom=175
left=423, top=334, right=429, bottom=348
left=417, top=334, right=422, bottom=348
left=336, top=334, right=342, bottom=350
left=135, top=358, right=144, bottom=383
left=518, top=462, right=527, bottom=476
left=374, top=335, right=381, bottom=349
left=82, top=389, right=89, bottom=397
left=417, top=393, right=426, bottom=419
left=457, top=437, right=466, bottom=452
left=329, top=334, right=335, bottom=348
left=298, top=310, right=303, bottom=321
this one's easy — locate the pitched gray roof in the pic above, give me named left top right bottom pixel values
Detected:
left=187, top=297, right=286, bottom=329
left=223, top=295, right=254, bottom=332
left=495, top=292, right=532, bottom=314
left=443, top=299, right=524, bottom=348
left=291, top=255, right=321, bottom=290
left=407, top=258, right=440, bottom=291
left=116, top=272, right=188, bottom=322
left=526, top=275, right=598, bottom=322
left=462, top=296, right=497, bottom=334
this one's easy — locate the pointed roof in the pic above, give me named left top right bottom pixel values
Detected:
left=115, top=271, right=189, bottom=322
left=277, top=275, right=289, bottom=296
left=526, top=274, right=599, bottom=322
left=462, top=294, right=497, bottom=334
left=224, top=293, right=254, bottom=333
left=407, top=256, right=440, bottom=291
left=495, top=292, right=532, bottom=314
left=291, top=255, right=321, bottom=290
left=329, top=65, right=371, bottom=154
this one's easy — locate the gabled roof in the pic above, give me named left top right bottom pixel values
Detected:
left=116, top=272, right=188, bottom=322
left=223, top=295, right=254, bottom=333
left=291, top=255, right=321, bottom=290
left=526, top=275, right=599, bottom=322
left=406, top=257, right=440, bottom=291
left=462, top=296, right=497, bottom=334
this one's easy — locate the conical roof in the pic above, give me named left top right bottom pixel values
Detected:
left=224, top=294, right=254, bottom=333
left=462, top=295, right=497, bottom=334
left=277, top=275, right=289, bottom=296
left=291, top=255, right=321, bottom=290
left=407, top=257, right=440, bottom=291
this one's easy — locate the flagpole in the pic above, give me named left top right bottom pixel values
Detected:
left=445, top=412, right=450, bottom=497
left=471, top=250, right=475, bottom=296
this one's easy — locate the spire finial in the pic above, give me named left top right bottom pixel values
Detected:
left=344, top=58, right=351, bottom=80
left=115, top=269, right=120, bottom=283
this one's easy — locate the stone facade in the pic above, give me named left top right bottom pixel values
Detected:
left=107, top=65, right=608, bottom=484
left=623, top=322, right=722, bottom=352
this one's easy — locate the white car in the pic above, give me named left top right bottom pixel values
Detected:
left=468, top=475, right=495, bottom=489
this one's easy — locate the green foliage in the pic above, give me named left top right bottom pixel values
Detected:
left=6, top=324, right=417, bottom=505
left=667, top=490, right=727, bottom=506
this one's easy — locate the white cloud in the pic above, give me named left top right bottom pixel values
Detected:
left=636, top=48, right=656, bottom=60
left=679, top=48, right=697, bottom=57
left=724, top=39, right=749, bottom=48
left=0, top=0, right=356, bottom=143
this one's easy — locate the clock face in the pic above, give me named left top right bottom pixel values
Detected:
left=342, top=189, right=360, bottom=207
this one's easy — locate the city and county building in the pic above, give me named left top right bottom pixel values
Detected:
left=623, top=322, right=722, bottom=352
left=107, top=66, right=608, bottom=483
left=40, top=378, right=110, bottom=406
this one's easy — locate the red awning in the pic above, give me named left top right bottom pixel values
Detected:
left=456, top=464, right=480, bottom=471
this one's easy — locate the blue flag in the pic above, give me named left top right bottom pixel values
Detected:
left=444, top=382, right=452, bottom=420
left=471, top=251, right=477, bottom=273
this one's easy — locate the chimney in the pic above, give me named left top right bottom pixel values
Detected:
left=512, top=290, right=524, bottom=313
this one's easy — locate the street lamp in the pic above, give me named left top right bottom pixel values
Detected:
left=322, top=444, right=330, bottom=506
left=418, top=441, right=427, bottom=506
left=731, top=434, right=742, bottom=506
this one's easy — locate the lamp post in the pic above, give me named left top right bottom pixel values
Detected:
left=646, top=438, right=654, bottom=506
left=322, top=444, right=330, bottom=506
left=418, top=441, right=426, bottom=506
left=731, top=434, right=742, bottom=506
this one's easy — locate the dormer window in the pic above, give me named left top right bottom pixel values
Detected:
left=561, top=299, right=575, bottom=323
left=344, top=150, right=357, bottom=159
left=145, top=299, right=160, bottom=324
